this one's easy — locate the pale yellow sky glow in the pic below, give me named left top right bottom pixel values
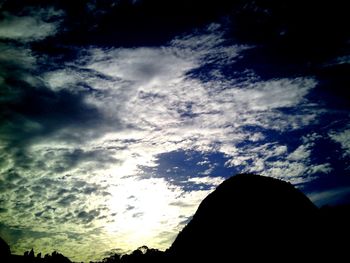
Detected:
left=104, top=176, right=210, bottom=250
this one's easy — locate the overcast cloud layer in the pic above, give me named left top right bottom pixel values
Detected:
left=1, top=1, right=350, bottom=261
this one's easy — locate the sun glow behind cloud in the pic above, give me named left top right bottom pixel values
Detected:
left=104, top=177, right=209, bottom=249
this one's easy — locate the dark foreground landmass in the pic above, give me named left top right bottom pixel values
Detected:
left=1, top=174, right=350, bottom=262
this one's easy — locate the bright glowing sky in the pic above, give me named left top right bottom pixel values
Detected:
left=0, top=1, right=350, bottom=262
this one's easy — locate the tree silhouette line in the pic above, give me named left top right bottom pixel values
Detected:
left=0, top=241, right=166, bottom=263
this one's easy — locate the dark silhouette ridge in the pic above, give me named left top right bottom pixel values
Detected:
left=0, top=237, right=11, bottom=261
left=101, top=246, right=166, bottom=263
left=168, top=174, right=320, bottom=261
left=2, top=174, right=350, bottom=262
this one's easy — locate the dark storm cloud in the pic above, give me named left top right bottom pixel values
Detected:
left=0, top=4, right=122, bottom=163
left=82, top=185, right=99, bottom=195
left=76, top=209, right=100, bottom=224
left=0, top=80, right=103, bottom=148
left=43, top=180, right=107, bottom=206
left=0, top=222, right=51, bottom=244
left=0, top=43, right=122, bottom=177
left=132, top=212, right=143, bottom=218
left=57, top=194, right=77, bottom=207
left=45, top=149, right=121, bottom=173
left=0, top=170, right=26, bottom=192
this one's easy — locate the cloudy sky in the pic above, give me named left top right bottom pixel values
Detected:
left=0, top=0, right=349, bottom=261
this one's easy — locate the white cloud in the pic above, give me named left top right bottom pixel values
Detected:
left=0, top=8, right=62, bottom=41
left=287, top=145, right=311, bottom=161
left=232, top=78, right=315, bottom=111
left=308, top=163, right=332, bottom=174
left=328, top=55, right=350, bottom=65
left=188, top=176, right=225, bottom=186
left=224, top=139, right=332, bottom=184
left=87, top=47, right=195, bottom=85
left=302, top=132, right=322, bottom=144
left=0, top=44, right=36, bottom=68
left=267, top=161, right=308, bottom=179
left=329, top=128, right=350, bottom=157
left=43, top=69, right=80, bottom=91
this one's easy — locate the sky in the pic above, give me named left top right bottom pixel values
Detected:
left=0, top=0, right=349, bottom=261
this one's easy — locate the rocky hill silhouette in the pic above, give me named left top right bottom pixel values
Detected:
left=2, top=174, right=350, bottom=262
left=168, top=174, right=320, bottom=262
left=0, top=236, right=11, bottom=262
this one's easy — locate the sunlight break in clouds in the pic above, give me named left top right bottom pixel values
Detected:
left=1, top=23, right=328, bottom=261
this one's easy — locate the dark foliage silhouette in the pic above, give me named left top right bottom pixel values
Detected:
left=0, top=246, right=72, bottom=263
left=95, top=246, right=166, bottom=263
left=2, top=174, right=350, bottom=262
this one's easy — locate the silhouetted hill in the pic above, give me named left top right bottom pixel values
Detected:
left=169, top=174, right=320, bottom=262
left=0, top=237, right=11, bottom=261
left=319, top=203, right=350, bottom=260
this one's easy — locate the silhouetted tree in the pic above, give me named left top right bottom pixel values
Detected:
left=47, top=251, right=71, bottom=263
left=102, top=253, right=121, bottom=263
left=29, top=248, right=35, bottom=258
